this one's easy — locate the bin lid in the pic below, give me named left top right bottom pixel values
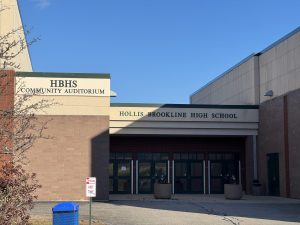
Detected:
left=52, top=202, right=79, bottom=212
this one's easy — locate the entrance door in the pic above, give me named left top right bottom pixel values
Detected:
left=267, top=153, right=280, bottom=196
left=138, top=161, right=168, bottom=193
left=109, top=160, right=132, bottom=194
left=174, top=161, right=204, bottom=193
left=210, top=159, right=239, bottom=194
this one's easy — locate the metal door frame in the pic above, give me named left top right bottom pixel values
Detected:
left=137, top=160, right=168, bottom=194
left=109, top=159, right=132, bottom=194
left=174, top=160, right=204, bottom=194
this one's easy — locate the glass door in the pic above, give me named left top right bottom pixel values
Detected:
left=109, top=153, right=132, bottom=194
left=138, top=160, right=168, bottom=193
left=190, top=161, right=204, bottom=193
left=137, top=153, right=169, bottom=194
left=210, top=161, right=224, bottom=194
left=174, top=160, right=204, bottom=193
left=174, top=161, right=188, bottom=193
left=209, top=154, right=239, bottom=194
left=267, top=153, right=280, bottom=196
left=138, top=161, right=152, bottom=193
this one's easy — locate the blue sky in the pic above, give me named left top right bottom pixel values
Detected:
left=18, top=0, right=300, bottom=103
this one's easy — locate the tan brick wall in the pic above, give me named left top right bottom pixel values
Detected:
left=25, top=115, right=109, bottom=201
left=258, top=96, right=286, bottom=196
left=287, top=89, right=300, bottom=198
left=258, top=88, right=300, bottom=198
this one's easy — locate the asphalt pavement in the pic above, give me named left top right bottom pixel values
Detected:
left=31, top=195, right=300, bottom=225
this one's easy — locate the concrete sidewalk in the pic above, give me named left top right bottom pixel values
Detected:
left=31, top=195, right=300, bottom=225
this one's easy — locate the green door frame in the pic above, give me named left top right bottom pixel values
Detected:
left=267, top=153, right=280, bottom=196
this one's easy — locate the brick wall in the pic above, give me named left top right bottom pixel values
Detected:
left=258, top=88, right=300, bottom=198
left=25, top=115, right=110, bottom=201
left=0, top=70, right=15, bottom=168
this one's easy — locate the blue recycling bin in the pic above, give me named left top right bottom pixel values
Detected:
left=52, top=202, right=79, bottom=225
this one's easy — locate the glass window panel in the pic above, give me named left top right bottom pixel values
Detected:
left=189, top=153, right=197, bottom=160
left=144, top=153, right=152, bottom=160
left=191, top=179, right=203, bottom=192
left=109, top=179, right=114, bottom=192
left=209, top=153, right=216, bottom=160
left=191, top=162, right=203, bottom=176
left=155, top=162, right=167, bottom=178
left=118, top=162, right=130, bottom=176
left=116, top=152, right=124, bottom=160
left=175, top=162, right=187, bottom=177
left=227, top=163, right=238, bottom=181
left=109, top=162, right=114, bottom=177
left=181, top=153, right=188, bottom=160
left=211, top=162, right=222, bottom=176
left=139, top=179, right=151, bottom=192
left=174, top=153, right=181, bottom=160
left=224, top=154, right=234, bottom=160
left=118, top=179, right=130, bottom=192
left=216, top=154, right=222, bottom=160
left=139, top=162, right=151, bottom=176
left=197, top=153, right=204, bottom=160
left=124, top=153, right=132, bottom=159
left=160, top=153, right=169, bottom=160
left=175, top=178, right=187, bottom=193
left=110, top=153, right=116, bottom=160
left=153, top=153, right=160, bottom=160
left=234, top=153, right=239, bottom=160
left=211, top=178, right=223, bottom=193
left=137, top=153, right=144, bottom=160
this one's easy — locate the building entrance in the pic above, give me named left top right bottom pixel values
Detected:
left=110, top=135, right=246, bottom=195
left=174, top=153, right=204, bottom=193
left=137, top=153, right=169, bottom=194
left=209, top=153, right=240, bottom=194
left=267, top=153, right=280, bottom=196
left=109, top=153, right=133, bottom=194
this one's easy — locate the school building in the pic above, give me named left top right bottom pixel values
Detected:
left=1, top=0, right=300, bottom=201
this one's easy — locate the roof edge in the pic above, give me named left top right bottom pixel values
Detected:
left=111, top=103, right=259, bottom=109
left=259, top=26, right=300, bottom=54
left=16, top=0, right=33, bottom=71
left=190, top=53, right=256, bottom=99
left=16, top=72, right=110, bottom=79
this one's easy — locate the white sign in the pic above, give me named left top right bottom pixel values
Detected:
left=110, top=107, right=259, bottom=123
left=86, top=177, right=96, bottom=197
left=16, top=77, right=110, bottom=97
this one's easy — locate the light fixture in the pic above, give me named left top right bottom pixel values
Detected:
left=264, top=90, right=273, bottom=97
left=110, top=90, right=117, bottom=97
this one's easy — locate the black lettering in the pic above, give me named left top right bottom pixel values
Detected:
left=65, top=80, right=72, bottom=87
left=72, top=80, right=77, bottom=88
left=50, top=80, right=58, bottom=87
left=58, top=80, right=64, bottom=87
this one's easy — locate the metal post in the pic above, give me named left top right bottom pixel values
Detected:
left=131, top=160, right=134, bottom=194
left=239, top=160, right=241, bottom=185
left=208, top=160, right=210, bottom=194
left=89, top=197, right=92, bottom=225
left=203, top=160, right=205, bottom=194
left=172, top=160, right=175, bottom=194
left=167, top=160, right=170, bottom=183
left=136, top=160, right=139, bottom=194
left=253, top=135, right=258, bottom=180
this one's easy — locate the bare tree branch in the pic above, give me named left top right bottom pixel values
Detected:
left=0, top=7, right=55, bottom=225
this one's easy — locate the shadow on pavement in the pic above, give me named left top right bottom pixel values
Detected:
left=105, top=197, right=300, bottom=223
